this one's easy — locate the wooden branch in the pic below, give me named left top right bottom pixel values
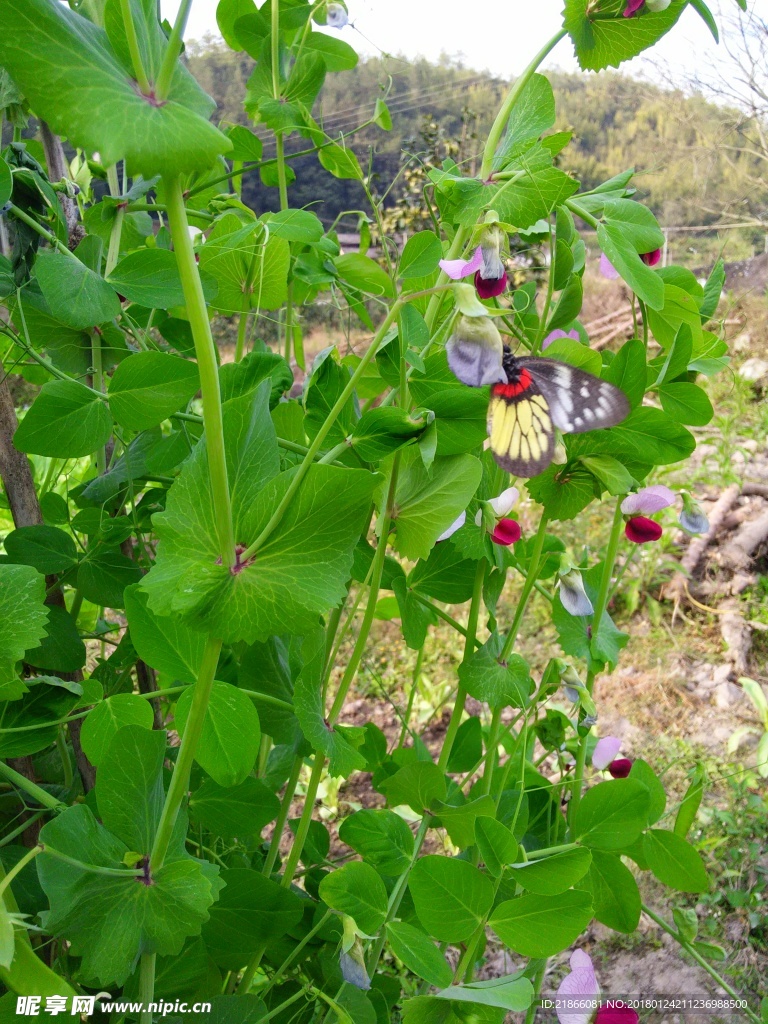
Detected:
left=720, top=508, right=768, bottom=571
left=39, top=121, right=83, bottom=249
left=0, top=357, right=43, bottom=529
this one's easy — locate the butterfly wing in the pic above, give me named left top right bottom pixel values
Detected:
left=488, top=374, right=555, bottom=477
left=522, top=358, right=630, bottom=434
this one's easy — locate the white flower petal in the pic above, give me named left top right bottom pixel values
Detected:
left=489, top=486, right=519, bottom=517
left=592, top=736, right=622, bottom=770
left=436, top=511, right=465, bottom=542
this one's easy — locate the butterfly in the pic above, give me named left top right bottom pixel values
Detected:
left=488, top=347, right=630, bottom=477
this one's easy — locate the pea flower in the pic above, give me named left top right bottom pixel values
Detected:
left=561, top=666, right=597, bottom=725
left=436, top=511, right=466, bottom=542
left=440, top=224, right=508, bottom=299
left=543, top=328, right=580, bottom=350
left=445, top=290, right=505, bottom=387
left=593, top=737, right=633, bottom=777
left=557, top=949, right=639, bottom=1024
left=679, top=492, right=709, bottom=535
left=625, top=0, right=670, bottom=14
left=621, top=486, right=675, bottom=515
left=557, top=559, right=594, bottom=617
left=326, top=2, right=349, bottom=28
left=625, top=516, right=663, bottom=544
left=475, top=486, right=522, bottom=546
left=640, top=248, right=662, bottom=266
left=599, top=253, right=620, bottom=280
left=608, top=758, right=633, bottom=778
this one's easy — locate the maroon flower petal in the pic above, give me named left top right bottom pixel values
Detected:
left=597, top=1007, right=639, bottom=1024
left=474, top=269, right=508, bottom=299
left=608, top=758, right=633, bottom=779
left=623, top=0, right=645, bottom=15
left=640, top=248, right=662, bottom=266
left=625, top=516, right=663, bottom=544
left=491, top=518, right=522, bottom=546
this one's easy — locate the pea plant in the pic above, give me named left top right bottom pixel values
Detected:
left=0, top=0, right=757, bottom=1021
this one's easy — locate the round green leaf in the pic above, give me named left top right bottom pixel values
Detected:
left=580, top=850, right=641, bottom=933
left=507, top=846, right=592, bottom=895
left=386, top=921, right=453, bottom=989
left=3, top=525, right=78, bottom=575
left=399, top=232, right=442, bottom=281
left=643, top=829, right=709, bottom=893
left=409, top=856, right=495, bottom=942
left=489, top=889, right=593, bottom=958
left=14, top=380, right=113, bottom=458
left=573, top=778, right=650, bottom=850
left=319, top=861, right=388, bottom=935
left=80, top=693, right=155, bottom=767
left=108, top=352, right=201, bottom=431
left=175, top=680, right=261, bottom=787
left=338, top=809, right=414, bottom=876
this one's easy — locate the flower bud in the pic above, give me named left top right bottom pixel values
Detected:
left=558, top=565, right=594, bottom=618
left=640, top=248, right=662, bottom=266
left=491, top=518, right=521, bottom=546
left=446, top=313, right=505, bottom=387
left=326, top=2, right=349, bottom=28
left=552, top=437, right=568, bottom=466
left=679, top=492, right=709, bottom=535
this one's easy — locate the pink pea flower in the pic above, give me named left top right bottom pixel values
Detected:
left=592, top=736, right=622, bottom=770
left=623, top=0, right=645, bottom=16
left=440, top=225, right=508, bottom=299
left=557, top=949, right=639, bottom=1024
left=625, top=516, right=663, bottom=544
left=491, top=518, right=521, bottom=546
left=640, top=249, right=662, bottom=266
left=475, top=269, right=508, bottom=299
left=440, top=245, right=484, bottom=281
left=621, top=486, right=675, bottom=515
left=543, top=328, right=580, bottom=350
left=599, top=253, right=620, bottom=280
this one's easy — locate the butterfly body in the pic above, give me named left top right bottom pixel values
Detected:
left=488, top=349, right=630, bottom=477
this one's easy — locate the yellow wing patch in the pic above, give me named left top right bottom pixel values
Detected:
left=488, top=392, right=555, bottom=477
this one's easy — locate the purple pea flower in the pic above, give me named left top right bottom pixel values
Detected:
left=599, top=253, right=620, bottom=280
left=592, top=736, right=622, bottom=770
left=640, top=248, right=662, bottom=266
left=621, top=485, right=675, bottom=515
left=543, top=328, right=580, bottom=350
left=625, top=516, right=663, bottom=544
left=558, top=566, right=594, bottom=617
left=440, top=225, right=508, bottom=299
left=557, top=950, right=640, bottom=1024
left=326, top=3, right=349, bottom=28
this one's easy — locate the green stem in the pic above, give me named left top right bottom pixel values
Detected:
left=149, top=637, right=222, bottom=872
left=318, top=440, right=349, bottom=465
left=524, top=958, right=548, bottom=1024
left=235, top=312, right=248, bottom=362
left=261, top=909, right=333, bottom=997
left=0, top=762, right=65, bottom=811
left=41, top=846, right=142, bottom=876
left=565, top=198, right=600, bottom=230
left=0, top=846, right=42, bottom=901
left=91, top=330, right=106, bottom=474
left=437, top=559, right=487, bottom=772
left=534, top=218, right=556, bottom=353
left=510, top=842, right=579, bottom=865
left=7, top=204, right=74, bottom=258
left=164, top=176, right=236, bottom=567
left=68, top=589, right=83, bottom=625
left=119, top=0, right=151, bottom=94
left=480, top=29, right=567, bottom=179
left=138, top=953, right=155, bottom=1024
left=641, top=903, right=760, bottom=1024
left=56, top=728, right=73, bottom=790
left=499, top=512, right=549, bottom=661
left=479, top=706, right=502, bottom=797
left=398, top=645, right=426, bottom=747
left=413, top=594, right=481, bottom=646
left=240, top=300, right=403, bottom=560
left=568, top=498, right=625, bottom=831
left=0, top=810, right=48, bottom=848
left=279, top=754, right=324, bottom=888
left=262, top=754, right=303, bottom=877
left=424, top=226, right=470, bottom=335
left=154, top=0, right=193, bottom=102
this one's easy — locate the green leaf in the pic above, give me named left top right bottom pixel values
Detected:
left=124, top=585, right=206, bottom=684
left=573, top=779, right=650, bottom=850
left=386, top=922, right=453, bottom=989
left=238, top=636, right=301, bottom=747
left=0, top=565, right=49, bottom=687
left=490, top=889, right=593, bottom=958
left=643, top=829, right=709, bottom=893
left=220, top=350, right=293, bottom=408
left=580, top=455, right=634, bottom=496
left=175, top=681, right=261, bottom=787
left=108, top=248, right=208, bottom=309
left=392, top=450, right=482, bottom=561
left=264, top=208, right=324, bottom=243
left=201, top=868, right=303, bottom=971
left=0, top=155, right=12, bottom=207
left=657, top=383, right=714, bottom=426
left=34, top=250, right=121, bottom=330
left=630, top=759, right=666, bottom=825
left=0, top=0, right=231, bottom=176
left=507, top=847, right=592, bottom=895
left=95, top=724, right=165, bottom=852
left=602, top=339, right=646, bottom=409
left=0, top=677, right=81, bottom=755
left=189, top=777, right=279, bottom=840
left=409, top=541, right=479, bottom=605
left=475, top=818, right=519, bottom=878
left=38, top=804, right=218, bottom=986
left=495, top=74, right=555, bottom=168
left=14, top=380, right=112, bottom=458
left=446, top=716, right=483, bottom=774
left=303, top=30, right=358, bottom=71
left=319, top=862, right=388, bottom=934
left=542, top=339, right=601, bottom=377
left=108, top=352, right=201, bottom=430
left=350, top=407, right=426, bottom=462
left=427, top=389, right=489, bottom=457
left=596, top=222, right=664, bottom=311
left=81, top=694, right=155, bottom=767
left=77, top=550, right=142, bottom=608
left=580, top=850, right=641, bottom=933
left=22, top=604, right=86, bottom=675
left=338, top=809, right=414, bottom=876
left=319, top=142, right=362, bottom=181
left=409, top=856, right=495, bottom=943
left=432, top=796, right=497, bottom=849
left=566, top=407, right=695, bottom=467
left=335, top=253, right=394, bottom=298
left=564, top=0, right=686, bottom=72
left=3, top=526, right=78, bottom=575
left=402, top=996, right=504, bottom=1023
left=458, top=634, right=533, bottom=710
left=436, top=976, right=534, bottom=1013
left=199, top=221, right=289, bottom=313
left=700, top=258, right=724, bottom=322
left=399, top=232, right=442, bottom=280
left=304, top=349, right=358, bottom=446
left=378, top=762, right=447, bottom=814
left=527, top=465, right=596, bottom=522
left=142, top=385, right=377, bottom=643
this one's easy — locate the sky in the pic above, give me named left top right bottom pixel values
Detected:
left=161, top=0, right=731, bottom=85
